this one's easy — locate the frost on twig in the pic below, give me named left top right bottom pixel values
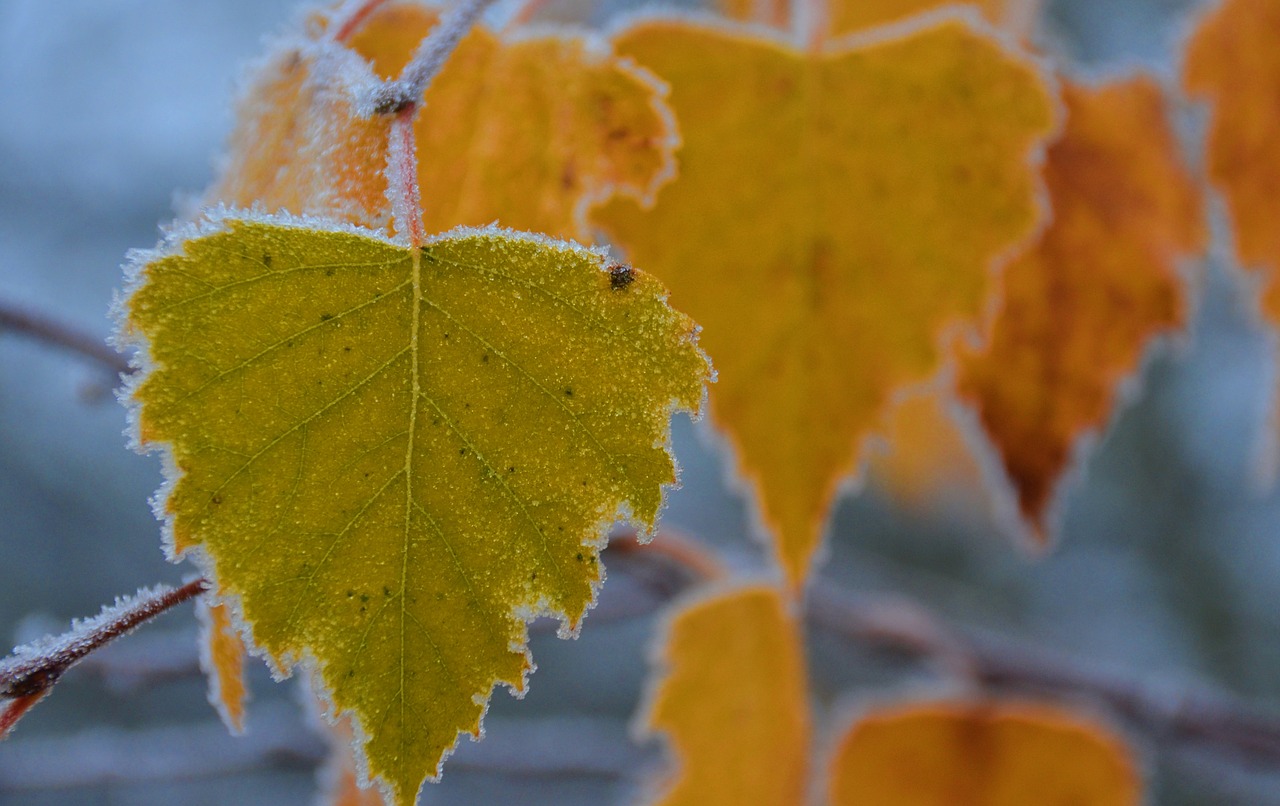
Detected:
left=0, top=579, right=208, bottom=711
left=361, top=0, right=498, bottom=115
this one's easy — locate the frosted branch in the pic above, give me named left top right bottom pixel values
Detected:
left=0, top=579, right=209, bottom=709
left=0, top=300, right=131, bottom=377
left=364, top=0, right=497, bottom=115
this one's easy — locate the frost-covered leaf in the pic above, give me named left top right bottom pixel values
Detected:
left=195, top=598, right=249, bottom=734
left=640, top=584, right=809, bottom=806
left=958, top=77, right=1204, bottom=543
left=212, top=2, right=675, bottom=242
left=827, top=700, right=1140, bottom=805
left=594, top=14, right=1056, bottom=586
left=118, top=214, right=709, bottom=804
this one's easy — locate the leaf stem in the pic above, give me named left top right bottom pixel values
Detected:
left=0, top=300, right=131, bottom=377
left=0, top=578, right=209, bottom=736
left=365, top=0, right=497, bottom=116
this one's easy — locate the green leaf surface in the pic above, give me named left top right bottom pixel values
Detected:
left=119, top=213, right=709, bottom=804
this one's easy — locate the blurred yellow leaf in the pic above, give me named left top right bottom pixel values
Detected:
left=641, top=584, right=810, bottom=806
left=212, top=2, right=675, bottom=243
left=120, top=215, right=708, bottom=804
left=195, top=598, right=249, bottom=735
left=958, top=78, right=1204, bottom=542
left=594, top=16, right=1055, bottom=586
left=827, top=700, right=1140, bottom=805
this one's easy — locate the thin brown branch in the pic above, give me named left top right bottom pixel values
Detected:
left=365, top=0, right=497, bottom=115
left=0, top=579, right=209, bottom=713
left=0, top=300, right=130, bottom=376
left=807, top=578, right=1280, bottom=769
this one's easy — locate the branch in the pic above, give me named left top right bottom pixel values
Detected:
left=0, top=300, right=131, bottom=377
left=806, top=579, right=1280, bottom=769
left=0, top=578, right=209, bottom=736
left=364, top=0, right=497, bottom=115
left=0, top=705, right=644, bottom=792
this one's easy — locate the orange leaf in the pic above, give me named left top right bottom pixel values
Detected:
left=1184, top=0, right=1280, bottom=319
left=211, top=3, right=676, bottom=242
left=1184, top=0, right=1280, bottom=480
left=957, top=78, right=1204, bottom=543
left=594, top=15, right=1056, bottom=586
left=640, top=585, right=810, bottom=806
left=195, top=598, right=249, bottom=735
left=827, top=700, right=1140, bottom=805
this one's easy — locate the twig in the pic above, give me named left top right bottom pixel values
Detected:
left=365, top=0, right=497, bottom=115
left=0, top=705, right=643, bottom=791
left=0, top=578, right=209, bottom=733
left=0, top=300, right=130, bottom=377
left=806, top=579, right=1280, bottom=769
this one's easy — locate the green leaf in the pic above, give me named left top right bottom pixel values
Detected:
left=117, top=213, right=709, bottom=804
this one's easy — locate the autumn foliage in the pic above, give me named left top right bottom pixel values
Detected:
left=9, top=0, right=1280, bottom=804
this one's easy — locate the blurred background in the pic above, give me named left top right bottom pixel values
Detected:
left=3, top=0, right=1277, bottom=803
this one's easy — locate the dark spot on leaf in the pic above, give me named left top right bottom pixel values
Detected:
left=575, top=553, right=584, bottom=562
left=508, top=466, right=516, bottom=473
left=325, top=268, right=335, bottom=277
left=564, top=388, right=574, bottom=397
left=321, top=313, right=333, bottom=321
left=210, top=494, right=223, bottom=505
left=383, top=586, right=391, bottom=597
left=609, top=262, right=635, bottom=291
left=347, top=590, right=354, bottom=598
left=459, top=448, right=468, bottom=456
left=343, top=345, right=352, bottom=352
left=481, top=353, right=489, bottom=363
left=262, top=252, right=272, bottom=267
left=360, top=594, right=370, bottom=603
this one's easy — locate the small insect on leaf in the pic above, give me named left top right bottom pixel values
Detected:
left=118, top=213, right=710, bottom=805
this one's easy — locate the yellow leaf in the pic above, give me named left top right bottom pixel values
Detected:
left=640, top=584, right=810, bottom=806
left=195, top=597, right=249, bottom=734
left=211, top=2, right=676, bottom=243
left=827, top=700, right=1140, bottom=805
left=957, top=78, right=1204, bottom=543
left=594, top=15, right=1056, bottom=586
left=119, top=214, right=709, bottom=805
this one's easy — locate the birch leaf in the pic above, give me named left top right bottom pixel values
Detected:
left=1184, top=0, right=1280, bottom=478
left=594, top=14, right=1056, bottom=586
left=211, top=2, right=675, bottom=242
left=827, top=700, right=1140, bottom=805
left=640, top=584, right=810, bottom=806
left=119, top=214, right=709, bottom=805
left=958, top=78, right=1204, bottom=543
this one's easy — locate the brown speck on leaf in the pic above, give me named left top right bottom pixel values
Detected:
left=608, top=262, right=635, bottom=291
